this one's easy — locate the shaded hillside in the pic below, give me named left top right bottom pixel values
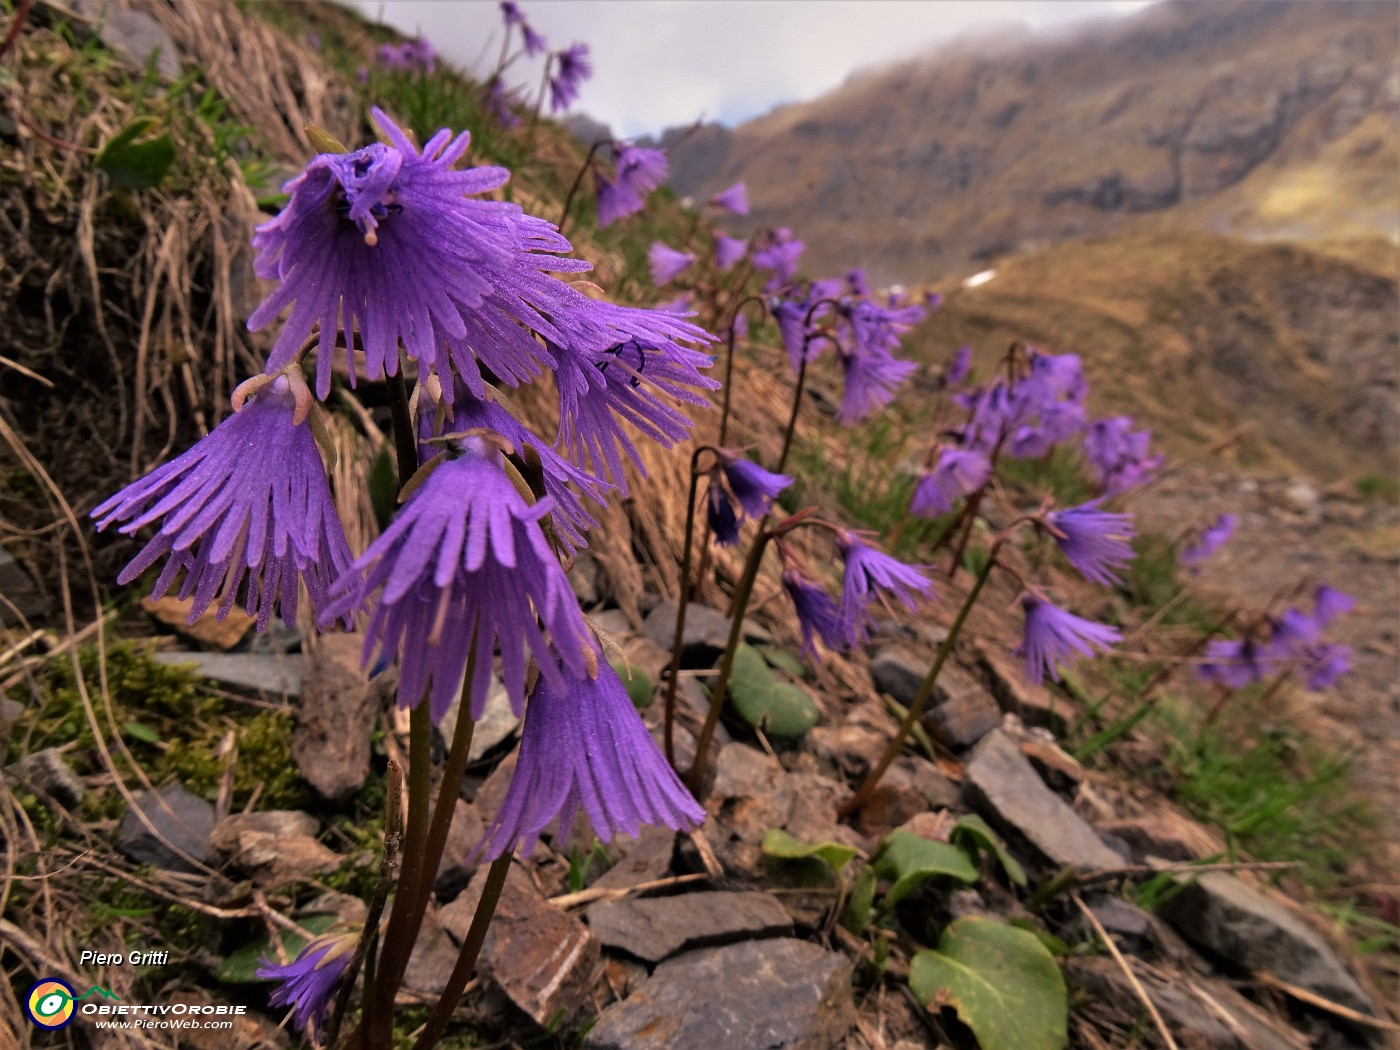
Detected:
left=667, top=0, right=1399, bottom=283
left=908, top=232, right=1399, bottom=480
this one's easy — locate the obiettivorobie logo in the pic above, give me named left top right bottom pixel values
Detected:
left=25, top=979, right=120, bottom=1029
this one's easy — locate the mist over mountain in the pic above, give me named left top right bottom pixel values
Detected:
left=664, top=0, right=1399, bottom=284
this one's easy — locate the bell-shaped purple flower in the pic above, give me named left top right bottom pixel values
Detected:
left=257, top=931, right=357, bottom=1041
left=522, top=23, right=548, bottom=57
left=710, top=182, right=749, bottom=215
left=321, top=438, right=595, bottom=723
left=1180, top=513, right=1236, bottom=567
left=1198, top=637, right=1271, bottom=689
left=706, top=483, right=741, bottom=546
left=1311, top=584, right=1354, bottom=628
left=92, top=376, right=352, bottom=632
left=1046, top=500, right=1136, bottom=586
left=752, top=227, right=804, bottom=290
left=648, top=242, right=695, bottom=285
left=782, top=570, right=846, bottom=660
left=838, top=347, right=917, bottom=425
left=715, top=234, right=748, bottom=272
left=1015, top=592, right=1121, bottom=684
left=1084, top=416, right=1162, bottom=494
left=837, top=532, right=933, bottom=645
left=910, top=448, right=991, bottom=519
left=474, top=661, right=705, bottom=859
left=549, top=43, right=592, bottom=111
left=501, top=0, right=524, bottom=25
left=720, top=453, right=791, bottom=518
left=596, top=144, right=668, bottom=228
left=945, top=345, right=972, bottom=387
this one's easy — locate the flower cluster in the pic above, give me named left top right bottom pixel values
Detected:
left=1199, top=584, right=1354, bottom=692
left=376, top=38, right=436, bottom=75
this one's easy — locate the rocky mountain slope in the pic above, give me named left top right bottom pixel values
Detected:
left=666, top=0, right=1399, bottom=283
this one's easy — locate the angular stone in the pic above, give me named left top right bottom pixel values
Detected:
left=402, top=907, right=460, bottom=998
left=590, top=825, right=675, bottom=893
left=583, top=938, right=853, bottom=1050
left=435, top=799, right=485, bottom=899
left=1156, top=872, right=1377, bottom=1017
left=153, top=651, right=301, bottom=697
left=977, top=647, right=1069, bottom=733
left=806, top=722, right=886, bottom=775
left=438, top=676, right=519, bottom=764
left=71, top=0, right=182, bottom=79
left=924, top=689, right=1001, bottom=750
left=293, top=634, right=379, bottom=800
left=1096, top=815, right=1201, bottom=863
left=0, top=548, right=47, bottom=627
left=5, top=747, right=85, bottom=808
left=589, top=608, right=634, bottom=638
left=586, top=891, right=792, bottom=964
left=1018, top=738, right=1085, bottom=792
left=118, top=784, right=215, bottom=874
left=643, top=601, right=770, bottom=667
left=569, top=549, right=603, bottom=607
left=226, top=831, right=339, bottom=886
left=211, top=810, right=318, bottom=852
left=963, top=730, right=1120, bottom=871
left=869, top=645, right=926, bottom=704
left=143, top=594, right=254, bottom=650
left=441, top=864, right=600, bottom=1027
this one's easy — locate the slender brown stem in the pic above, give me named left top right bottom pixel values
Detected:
left=411, top=855, right=512, bottom=1050
left=662, top=450, right=713, bottom=767
left=717, top=296, right=767, bottom=450
left=409, top=676, right=477, bottom=917
left=838, top=542, right=1001, bottom=819
left=557, top=139, right=607, bottom=238
left=686, top=530, right=774, bottom=793
left=0, top=0, right=31, bottom=60
left=386, top=369, right=419, bottom=484
left=946, top=487, right=985, bottom=578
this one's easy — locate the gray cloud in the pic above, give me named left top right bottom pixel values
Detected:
left=348, top=1, right=1150, bottom=137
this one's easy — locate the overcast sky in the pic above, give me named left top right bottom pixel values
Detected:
left=348, top=1, right=1152, bottom=138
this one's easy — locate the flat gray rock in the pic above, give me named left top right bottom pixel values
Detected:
left=963, top=730, right=1120, bottom=871
left=438, top=677, right=519, bottom=763
left=154, top=651, right=301, bottom=697
left=586, top=891, right=792, bottom=964
left=70, top=0, right=182, bottom=79
left=0, top=549, right=47, bottom=627
left=643, top=601, right=771, bottom=666
left=293, top=634, right=378, bottom=800
left=118, top=784, right=214, bottom=874
left=590, top=825, right=675, bottom=894
left=1157, top=872, right=1377, bottom=1018
left=584, top=938, right=853, bottom=1050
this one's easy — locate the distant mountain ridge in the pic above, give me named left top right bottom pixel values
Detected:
left=664, top=0, right=1399, bottom=283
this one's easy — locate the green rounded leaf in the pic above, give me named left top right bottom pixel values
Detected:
left=760, top=645, right=807, bottom=680
left=217, top=914, right=337, bottom=984
left=728, top=643, right=818, bottom=737
left=872, top=829, right=978, bottom=906
left=609, top=659, right=654, bottom=709
left=762, top=828, right=858, bottom=871
left=951, top=814, right=1027, bottom=888
left=96, top=117, right=175, bottom=189
left=910, top=917, right=1067, bottom=1050
left=841, top=863, right=878, bottom=934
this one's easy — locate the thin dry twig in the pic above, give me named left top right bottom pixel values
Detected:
left=1074, top=892, right=1180, bottom=1050
left=548, top=872, right=709, bottom=910
left=1254, top=972, right=1399, bottom=1032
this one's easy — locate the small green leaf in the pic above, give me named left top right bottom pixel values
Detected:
left=609, top=659, right=653, bottom=709
left=761, top=828, right=858, bottom=871
left=217, top=914, right=337, bottom=984
left=728, top=644, right=819, bottom=737
left=123, top=721, right=160, bottom=745
left=951, top=814, right=1027, bottom=888
left=872, top=829, right=977, bottom=906
left=760, top=645, right=807, bottom=679
left=95, top=117, right=175, bottom=189
left=841, top=863, right=877, bottom=933
left=909, top=917, right=1068, bottom=1050
left=367, top=442, right=397, bottom=530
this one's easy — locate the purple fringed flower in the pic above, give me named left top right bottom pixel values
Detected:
left=1180, top=513, right=1236, bottom=566
left=1312, top=584, right=1354, bottom=628
left=720, top=453, right=791, bottom=518
left=473, top=661, right=705, bottom=859
left=1083, top=416, right=1161, bottom=494
left=1300, top=643, right=1350, bottom=690
left=501, top=0, right=524, bottom=25
left=321, top=438, right=595, bottom=723
left=710, top=182, right=749, bottom=215
left=91, top=377, right=352, bottom=632
left=706, top=483, right=741, bottom=546
left=715, top=234, right=748, bottom=272
left=1198, top=637, right=1271, bottom=689
left=1046, top=500, right=1136, bottom=586
left=596, top=145, right=668, bottom=228
left=782, top=570, right=846, bottom=660
left=486, top=79, right=522, bottom=129
left=250, top=108, right=595, bottom=398
left=257, top=931, right=357, bottom=1041
left=1015, top=592, right=1121, bottom=684
left=836, top=532, right=933, bottom=645
left=552, top=302, right=718, bottom=492
left=752, top=227, right=804, bottom=290
left=648, top=242, right=695, bottom=285
left=522, top=23, right=548, bottom=57
left=909, top=448, right=991, bottom=519
left=549, top=43, right=591, bottom=111
left=838, top=348, right=917, bottom=425
left=945, top=345, right=971, bottom=387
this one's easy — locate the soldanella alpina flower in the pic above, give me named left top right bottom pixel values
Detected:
left=648, top=242, right=695, bottom=286
left=710, top=181, right=749, bottom=215
left=1045, top=500, right=1136, bottom=586
left=321, top=437, right=595, bottom=723
left=781, top=569, right=847, bottom=661
left=1015, top=592, right=1121, bottom=684
left=714, top=234, right=748, bottom=272
left=838, top=346, right=918, bottom=426
left=910, top=448, right=992, bottom=518
left=92, top=374, right=352, bottom=631
left=1179, top=513, right=1237, bottom=566
left=257, top=930, right=358, bottom=1041
left=595, top=144, right=668, bottom=228
left=836, top=531, right=933, bottom=645
left=1083, top=415, right=1161, bottom=494
left=473, top=660, right=704, bottom=859
left=549, top=43, right=592, bottom=111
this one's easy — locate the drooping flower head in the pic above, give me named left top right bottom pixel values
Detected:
left=92, top=376, right=353, bottom=632
left=321, top=437, right=596, bottom=723
left=706, top=482, right=741, bottom=546
left=522, top=22, right=548, bottom=57
left=781, top=569, right=846, bottom=661
left=710, top=182, right=749, bottom=215
left=838, top=346, right=918, bottom=426
left=1311, top=584, right=1355, bottom=629
left=752, top=227, right=805, bottom=291
left=1179, top=513, right=1236, bottom=567
left=718, top=452, right=792, bottom=519
left=595, top=144, right=668, bottom=228
left=1045, top=500, right=1136, bottom=586
left=648, top=242, right=695, bottom=286
left=473, top=660, right=705, bottom=859
left=909, top=448, right=992, bottom=519
left=485, top=78, right=522, bottom=128
left=549, top=43, right=592, bottom=111
left=1015, top=592, right=1121, bottom=684
left=257, top=930, right=358, bottom=1041
left=1083, top=416, right=1162, bottom=494
left=715, top=234, right=748, bottom=272
left=945, top=345, right=972, bottom=387
left=1197, top=637, right=1271, bottom=689
left=501, top=0, right=524, bottom=25
left=836, top=531, right=933, bottom=645
left=249, top=108, right=596, bottom=398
